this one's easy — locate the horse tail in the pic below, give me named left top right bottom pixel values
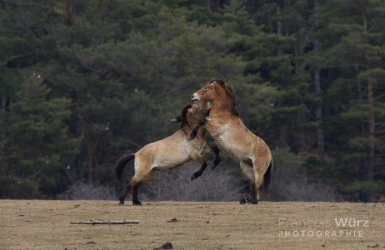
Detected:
left=263, top=158, right=273, bottom=198
left=115, top=153, right=135, bottom=188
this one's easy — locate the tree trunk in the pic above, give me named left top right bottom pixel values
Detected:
left=313, top=0, right=324, bottom=161
left=363, top=8, right=374, bottom=202
left=299, top=104, right=307, bottom=149
left=276, top=2, right=284, bottom=56
left=368, top=78, right=375, bottom=201
left=354, top=55, right=368, bottom=202
left=294, top=38, right=299, bottom=72
left=1, top=97, right=6, bottom=111
left=209, top=0, right=219, bottom=13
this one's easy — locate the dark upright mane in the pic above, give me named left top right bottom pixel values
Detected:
left=179, top=104, right=192, bottom=128
left=208, top=78, right=240, bottom=116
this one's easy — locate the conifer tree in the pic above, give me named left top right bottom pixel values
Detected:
left=320, top=0, right=385, bottom=200
left=0, top=76, right=80, bottom=198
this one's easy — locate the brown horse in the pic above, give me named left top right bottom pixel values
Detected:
left=189, top=79, right=273, bottom=204
left=115, top=102, right=220, bottom=205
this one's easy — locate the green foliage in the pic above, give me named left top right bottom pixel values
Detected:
left=1, top=0, right=385, bottom=201
left=0, top=76, right=80, bottom=198
left=272, top=147, right=308, bottom=167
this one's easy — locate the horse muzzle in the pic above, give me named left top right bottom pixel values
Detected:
left=191, top=93, right=200, bottom=102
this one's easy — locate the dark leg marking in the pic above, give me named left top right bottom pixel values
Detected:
left=187, top=118, right=207, bottom=141
left=191, top=160, right=208, bottom=181
left=118, top=181, right=133, bottom=206
left=211, top=146, right=220, bottom=170
left=132, top=182, right=142, bottom=205
left=240, top=182, right=257, bottom=204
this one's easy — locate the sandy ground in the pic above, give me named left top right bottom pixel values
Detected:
left=0, top=200, right=384, bottom=249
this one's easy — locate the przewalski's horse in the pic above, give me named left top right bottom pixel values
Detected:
left=189, top=79, right=273, bottom=204
left=115, top=102, right=220, bottom=205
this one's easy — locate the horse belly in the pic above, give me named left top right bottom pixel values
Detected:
left=151, top=152, right=190, bottom=171
left=215, top=133, right=248, bottom=161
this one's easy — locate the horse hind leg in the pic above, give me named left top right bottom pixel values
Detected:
left=118, top=177, right=133, bottom=205
left=239, top=161, right=256, bottom=204
left=118, top=157, right=157, bottom=206
left=253, top=159, right=270, bottom=204
left=240, top=182, right=256, bottom=204
left=130, top=170, right=158, bottom=205
left=118, top=174, right=142, bottom=205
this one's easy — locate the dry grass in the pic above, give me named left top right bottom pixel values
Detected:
left=0, top=200, right=384, bottom=249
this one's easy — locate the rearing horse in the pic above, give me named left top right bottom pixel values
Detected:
left=115, top=102, right=220, bottom=205
left=189, top=79, right=273, bottom=204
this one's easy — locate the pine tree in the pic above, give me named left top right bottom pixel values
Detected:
left=320, top=0, right=385, bottom=201
left=0, top=76, right=80, bottom=198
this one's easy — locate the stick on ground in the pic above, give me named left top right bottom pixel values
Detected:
left=70, top=220, right=139, bottom=225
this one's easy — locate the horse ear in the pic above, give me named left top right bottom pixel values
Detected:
left=210, top=78, right=226, bottom=87
left=180, top=104, right=192, bottom=122
left=170, top=116, right=181, bottom=123
left=216, top=79, right=226, bottom=87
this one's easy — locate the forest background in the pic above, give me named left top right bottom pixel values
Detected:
left=1, top=0, right=385, bottom=202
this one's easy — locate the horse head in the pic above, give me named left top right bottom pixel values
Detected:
left=191, top=79, right=239, bottom=116
left=171, top=102, right=212, bottom=128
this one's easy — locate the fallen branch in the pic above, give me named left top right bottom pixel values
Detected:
left=71, top=220, right=139, bottom=225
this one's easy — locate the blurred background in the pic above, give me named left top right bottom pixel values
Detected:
left=1, top=0, right=384, bottom=202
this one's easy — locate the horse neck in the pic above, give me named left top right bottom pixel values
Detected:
left=181, top=122, right=205, bottom=138
left=210, top=96, right=233, bottom=117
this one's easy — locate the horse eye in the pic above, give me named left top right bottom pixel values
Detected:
left=204, top=87, right=208, bottom=90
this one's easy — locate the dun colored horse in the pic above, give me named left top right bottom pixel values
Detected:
left=115, top=102, right=220, bottom=205
left=189, top=79, right=273, bottom=204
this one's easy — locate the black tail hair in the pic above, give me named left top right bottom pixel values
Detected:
left=115, top=154, right=135, bottom=188
left=263, top=158, right=273, bottom=198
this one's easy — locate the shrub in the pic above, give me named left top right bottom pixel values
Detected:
left=63, top=182, right=116, bottom=200
left=140, top=162, right=241, bottom=202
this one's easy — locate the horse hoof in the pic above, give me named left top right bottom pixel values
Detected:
left=133, top=200, right=142, bottom=206
left=187, top=136, right=193, bottom=141
left=240, top=197, right=257, bottom=204
left=119, top=202, right=124, bottom=206
left=191, top=173, right=198, bottom=181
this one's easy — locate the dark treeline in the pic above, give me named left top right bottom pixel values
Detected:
left=1, top=0, right=385, bottom=201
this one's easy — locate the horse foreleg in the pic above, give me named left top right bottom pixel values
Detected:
left=210, top=146, right=220, bottom=169
left=187, top=118, right=206, bottom=141
left=190, top=152, right=207, bottom=181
